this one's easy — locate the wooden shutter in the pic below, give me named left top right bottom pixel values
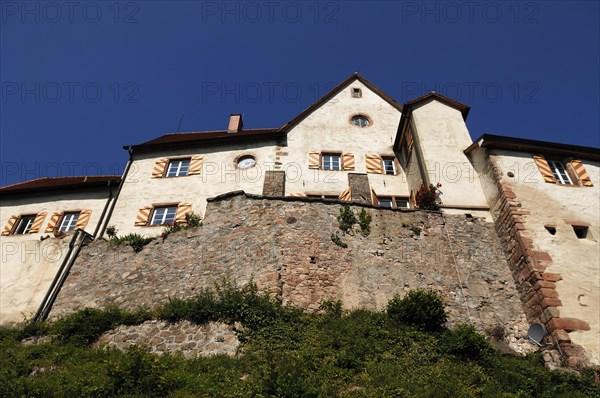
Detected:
left=175, top=203, right=192, bottom=224
left=371, top=189, right=380, bottom=206
left=533, top=155, right=556, bottom=183
left=339, top=188, right=352, bottom=202
left=45, top=212, right=63, bottom=233
left=308, top=151, right=321, bottom=169
left=75, top=210, right=92, bottom=230
left=188, top=155, right=204, bottom=176
left=289, top=193, right=307, bottom=197
left=569, top=160, right=593, bottom=187
left=2, top=215, right=19, bottom=236
left=28, top=212, right=47, bottom=234
left=342, top=153, right=355, bottom=171
left=135, top=206, right=153, bottom=226
left=365, top=154, right=383, bottom=174
left=152, top=158, right=169, bottom=178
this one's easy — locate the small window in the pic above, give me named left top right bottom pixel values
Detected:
left=150, top=206, right=178, bottom=226
left=237, top=155, right=256, bottom=170
left=573, top=226, right=589, bottom=239
left=378, top=196, right=410, bottom=209
left=59, top=212, right=80, bottom=232
left=378, top=198, right=393, bottom=208
left=166, top=159, right=190, bottom=177
left=14, top=215, right=36, bottom=235
left=307, top=194, right=339, bottom=200
left=322, top=154, right=341, bottom=171
left=547, top=160, right=572, bottom=185
left=351, top=88, right=362, bottom=98
left=545, top=225, right=557, bottom=235
left=382, top=157, right=396, bottom=175
left=351, top=115, right=369, bottom=127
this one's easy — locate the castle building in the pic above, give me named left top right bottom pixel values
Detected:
left=1, top=73, right=598, bottom=366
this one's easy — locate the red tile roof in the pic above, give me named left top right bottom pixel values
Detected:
left=132, top=128, right=281, bottom=149
left=0, top=176, right=121, bottom=195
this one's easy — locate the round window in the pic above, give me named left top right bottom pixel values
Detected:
left=237, top=155, right=256, bottom=169
left=351, top=115, right=370, bottom=127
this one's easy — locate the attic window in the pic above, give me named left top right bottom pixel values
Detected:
left=351, top=115, right=370, bottom=127
left=572, top=225, right=589, bottom=239
left=352, top=88, right=362, bottom=98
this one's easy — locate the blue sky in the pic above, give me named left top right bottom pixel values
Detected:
left=1, top=1, right=599, bottom=186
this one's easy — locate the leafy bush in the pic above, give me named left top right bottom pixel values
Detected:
left=319, top=300, right=343, bottom=318
left=330, top=232, right=348, bottom=248
left=51, top=307, right=151, bottom=346
left=357, top=208, right=372, bottom=236
left=337, top=205, right=357, bottom=233
left=161, top=212, right=203, bottom=239
left=387, top=289, right=448, bottom=331
left=440, top=324, right=491, bottom=360
left=109, top=233, right=154, bottom=253
left=416, top=183, right=443, bottom=211
left=105, top=225, right=117, bottom=239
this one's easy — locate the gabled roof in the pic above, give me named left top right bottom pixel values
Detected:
left=394, top=92, right=470, bottom=149
left=0, top=176, right=121, bottom=196
left=277, top=72, right=403, bottom=132
left=465, top=134, right=600, bottom=161
left=129, top=128, right=282, bottom=150
left=129, top=73, right=402, bottom=151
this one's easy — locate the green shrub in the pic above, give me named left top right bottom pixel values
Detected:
left=105, top=225, right=117, bottom=239
left=358, top=208, right=372, bottom=236
left=319, top=300, right=343, bottom=318
left=109, top=233, right=154, bottom=253
left=337, top=205, right=357, bottom=233
left=51, top=307, right=151, bottom=346
left=440, top=324, right=491, bottom=360
left=387, top=290, right=448, bottom=331
left=331, top=232, right=348, bottom=248
left=162, top=212, right=203, bottom=239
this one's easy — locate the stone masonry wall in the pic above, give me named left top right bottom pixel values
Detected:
left=51, top=192, right=533, bottom=353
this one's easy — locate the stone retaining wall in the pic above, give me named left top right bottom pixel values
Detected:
left=51, top=193, right=534, bottom=353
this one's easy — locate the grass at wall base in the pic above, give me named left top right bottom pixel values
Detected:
left=1, top=284, right=597, bottom=397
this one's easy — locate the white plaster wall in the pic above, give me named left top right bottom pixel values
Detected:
left=492, top=149, right=600, bottom=365
left=0, top=191, right=111, bottom=324
left=110, top=140, right=281, bottom=236
left=411, top=99, right=489, bottom=208
left=284, top=80, right=407, bottom=198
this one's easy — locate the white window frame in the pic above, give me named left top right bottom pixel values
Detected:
left=59, top=212, right=80, bottom=232
left=378, top=196, right=410, bottom=209
left=166, top=159, right=190, bottom=177
left=382, top=158, right=396, bottom=175
left=352, top=88, right=362, bottom=98
left=548, top=160, right=573, bottom=185
left=150, top=206, right=178, bottom=226
left=14, top=215, right=36, bottom=234
left=322, top=154, right=342, bottom=171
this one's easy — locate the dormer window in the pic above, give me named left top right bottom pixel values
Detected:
left=351, top=88, right=362, bottom=98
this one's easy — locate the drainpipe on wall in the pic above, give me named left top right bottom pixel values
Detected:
left=92, top=181, right=115, bottom=239
left=97, top=146, right=134, bottom=239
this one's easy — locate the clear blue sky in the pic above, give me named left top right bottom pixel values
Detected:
left=1, top=1, right=598, bottom=186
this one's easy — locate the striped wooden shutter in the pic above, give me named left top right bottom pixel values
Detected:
left=569, top=160, right=593, bottom=187
left=28, top=212, right=47, bottom=234
left=135, top=206, right=153, bottom=226
left=188, top=155, right=204, bottom=176
left=371, top=189, right=380, bottom=205
left=2, top=215, right=19, bottom=236
left=365, top=154, right=383, bottom=174
left=175, top=203, right=193, bottom=224
left=152, top=158, right=169, bottom=178
left=342, top=153, right=355, bottom=171
left=45, top=212, right=63, bottom=233
left=339, top=188, right=352, bottom=202
left=308, top=151, right=321, bottom=169
left=532, top=155, right=556, bottom=183
left=75, top=210, right=92, bottom=230
left=289, top=193, right=307, bottom=197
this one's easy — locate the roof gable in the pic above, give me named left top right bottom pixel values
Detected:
left=278, top=72, right=403, bottom=132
